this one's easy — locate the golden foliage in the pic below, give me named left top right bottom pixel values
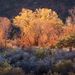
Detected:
left=13, top=8, right=63, bottom=48
left=0, top=17, right=11, bottom=48
left=56, top=24, right=75, bottom=48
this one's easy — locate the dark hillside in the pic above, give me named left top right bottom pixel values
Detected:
left=0, top=0, right=75, bottom=21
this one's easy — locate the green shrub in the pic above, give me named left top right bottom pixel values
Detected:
left=35, top=47, right=46, bottom=59
left=53, top=60, right=73, bottom=72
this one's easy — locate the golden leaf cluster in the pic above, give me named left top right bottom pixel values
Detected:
left=13, top=8, right=63, bottom=48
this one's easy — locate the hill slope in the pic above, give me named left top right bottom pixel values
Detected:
left=0, top=0, right=75, bottom=21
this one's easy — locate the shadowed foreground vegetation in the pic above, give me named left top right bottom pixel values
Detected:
left=0, top=48, right=75, bottom=75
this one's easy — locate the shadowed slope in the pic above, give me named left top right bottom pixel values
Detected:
left=0, top=0, right=75, bottom=21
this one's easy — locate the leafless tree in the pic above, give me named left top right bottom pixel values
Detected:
left=68, top=7, right=75, bottom=24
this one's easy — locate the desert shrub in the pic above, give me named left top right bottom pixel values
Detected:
left=0, top=61, right=12, bottom=75
left=47, top=72, right=61, bottom=75
left=53, top=60, right=73, bottom=73
left=35, top=47, right=46, bottom=59
left=56, top=24, right=75, bottom=49
left=68, top=72, right=75, bottom=75
left=6, top=67, right=25, bottom=75
left=13, top=8, right=63, bottom=48
left=0, top=54, right=24, bottom=75
left=0, top=65, right=24, bottom=75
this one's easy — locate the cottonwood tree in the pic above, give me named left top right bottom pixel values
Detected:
left=13, top=8, right=63, bottom=48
